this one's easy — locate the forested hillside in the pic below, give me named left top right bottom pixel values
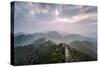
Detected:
left=14, top=38, right=96, bottom=66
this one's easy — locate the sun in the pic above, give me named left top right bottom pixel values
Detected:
left=55, top=8, right=59, bottom=16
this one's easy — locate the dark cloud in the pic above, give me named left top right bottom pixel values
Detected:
left=79, top=6, right=97, bottom=13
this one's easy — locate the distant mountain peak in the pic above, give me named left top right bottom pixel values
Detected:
left=46, top=31, right=60, bottom=34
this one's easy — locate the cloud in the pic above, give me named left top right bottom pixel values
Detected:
left=14, top=2, right=97, bottom=34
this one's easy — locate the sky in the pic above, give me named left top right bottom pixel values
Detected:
left=14, top=1, right=97, bottom=35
